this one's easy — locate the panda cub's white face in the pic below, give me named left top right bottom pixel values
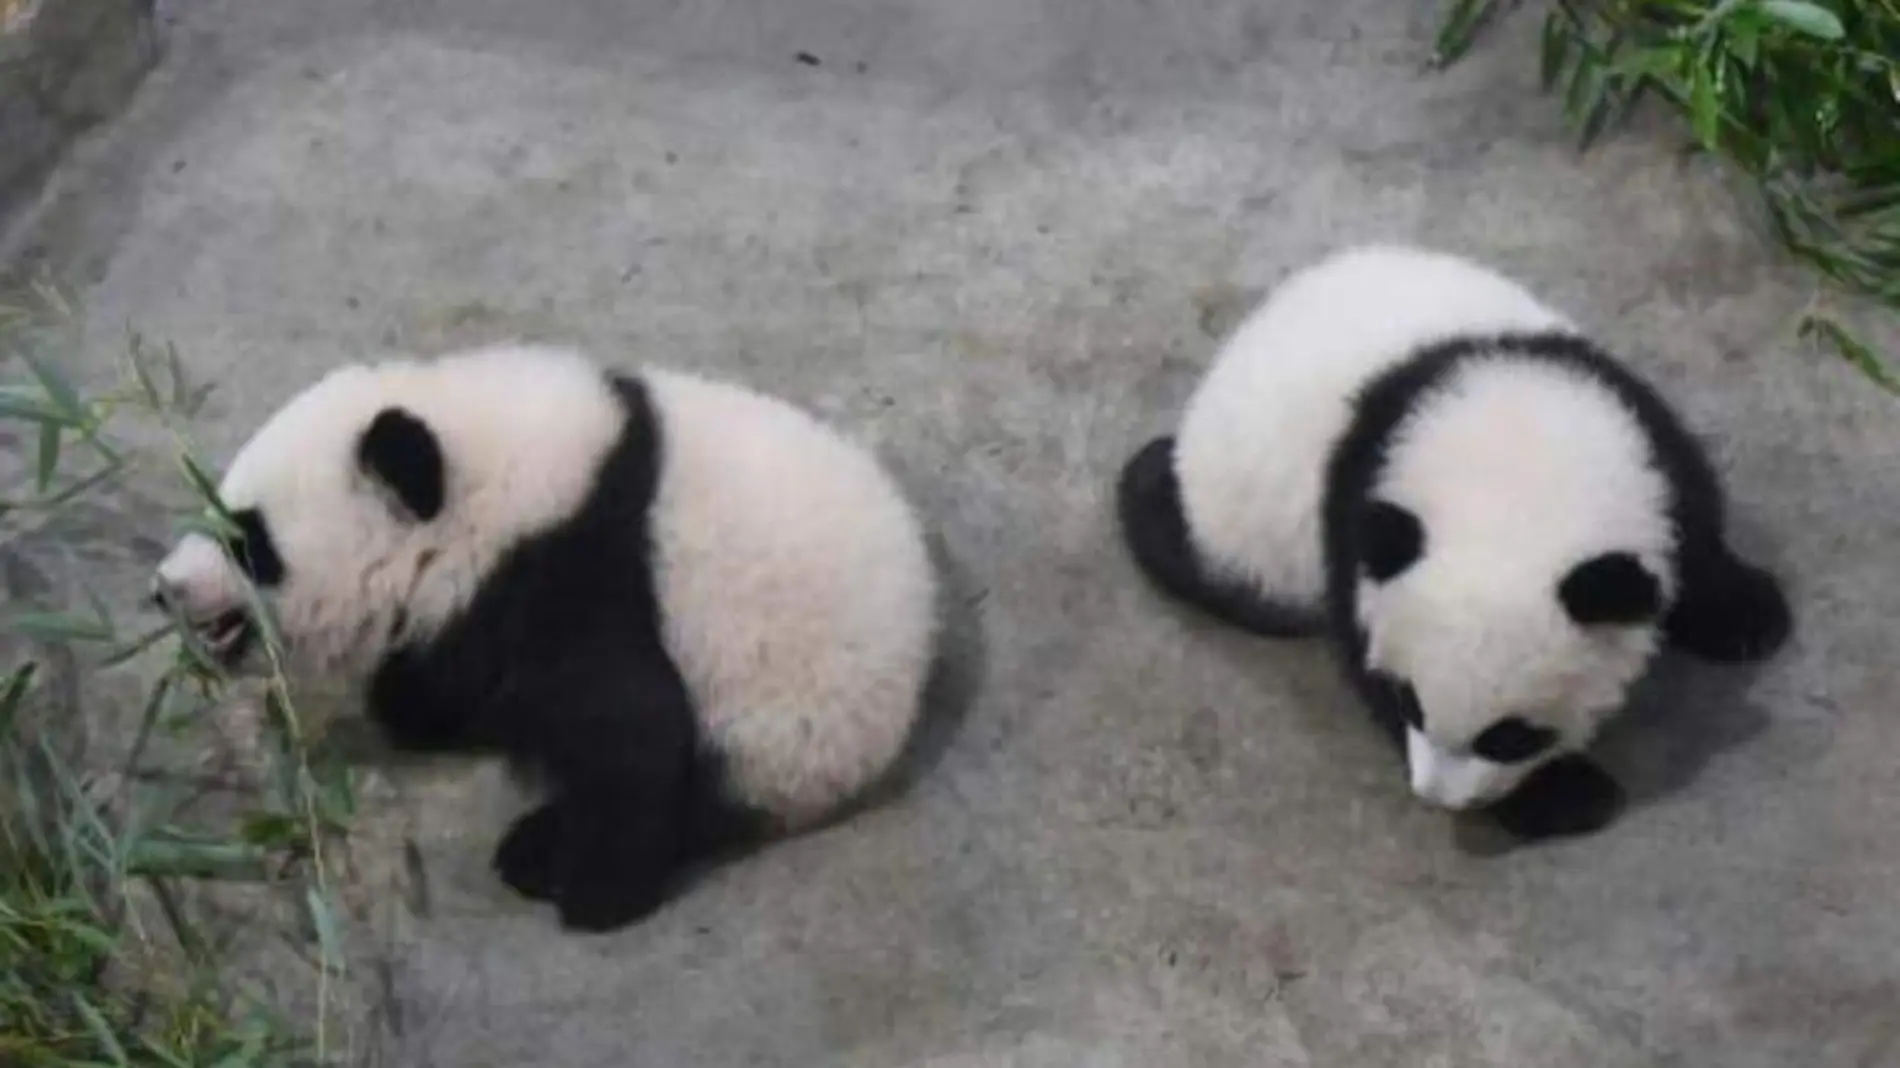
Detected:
left=1356, top=518, right=1664, bottom=810
left=1356, top=358, right=1676, bottom=811
left=151, top=346, right=637, bottom=683
left=151, top=364, right=440, bottom=679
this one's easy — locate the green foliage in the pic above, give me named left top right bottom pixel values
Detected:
left=1, top=283, right=355, bottom=1064
left=1433, top=0, right=1900, bottom=393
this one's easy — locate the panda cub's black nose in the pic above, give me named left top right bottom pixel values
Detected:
left=149, top=583, right=172, bottom=613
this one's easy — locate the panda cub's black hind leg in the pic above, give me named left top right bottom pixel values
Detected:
left=1663, top=542, right=1793, bottom=664
left=1115, top=436, right=1323, bottom=638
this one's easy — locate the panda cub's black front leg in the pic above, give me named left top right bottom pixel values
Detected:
left=492, top=786, right=683, bottom=930
left=493, top=800, right=564, bottom=903
left=497, top=657, right=697, bottom=933
left=367, top=648, right=481, bottom=753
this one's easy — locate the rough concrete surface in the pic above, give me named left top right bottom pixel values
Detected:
left=0, top=0, right=158, bottom=212
left=7, top=0, right=1900, bottom=1065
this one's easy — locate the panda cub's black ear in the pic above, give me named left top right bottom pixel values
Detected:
left=1360, top=500, right=1424, bottom=582
left=357, top=407, right=445, bottom=522
left=1559, top=551, right=1662, bottom=626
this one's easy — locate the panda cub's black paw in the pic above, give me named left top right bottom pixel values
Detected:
left=1488, top=754, right=1626, bottom=841
left=495, top=803, right=674, bottom=931
left=553, top=876, right=671, bottom=934
left=494, top=802, right=565, bottom=903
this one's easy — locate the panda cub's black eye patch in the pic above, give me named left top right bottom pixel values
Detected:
left=1360, top=500, right=1424, bottom=582
left=1559, top=551, right=1662, bottom=626
left=226, top=508, right=285, bottom=587
left=1470, top=716, right=1559, bottom=764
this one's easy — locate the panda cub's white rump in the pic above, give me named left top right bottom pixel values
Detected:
left=642, top=367, right=940, bottom=828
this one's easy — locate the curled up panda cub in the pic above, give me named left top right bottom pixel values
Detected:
left=152, top=344, right=941, bottom=932
left=1117, top=244, right=1793, bottom=841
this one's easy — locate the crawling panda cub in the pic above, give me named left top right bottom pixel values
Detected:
left=1118, top=244, right=1793, bottom=840
left=152, top=344, right=941, bottom=932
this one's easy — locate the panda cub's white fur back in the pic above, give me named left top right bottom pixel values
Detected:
left=642, top=368, right=939, bottom=826
left=1173, top=244, right=1576, bottom=607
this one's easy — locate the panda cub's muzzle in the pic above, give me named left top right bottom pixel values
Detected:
left=150, top=533, right=259, bottom=668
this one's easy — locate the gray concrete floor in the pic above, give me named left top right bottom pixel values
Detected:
left=9, top=0, right=1900, bottom=1065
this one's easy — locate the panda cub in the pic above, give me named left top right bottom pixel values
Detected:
left=152, top=344, right=941, bottom=932
left=1118, top=244, right=1792, bottom=840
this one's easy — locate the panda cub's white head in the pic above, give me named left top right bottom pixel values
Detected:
left=1356, top=354, right=1676, bottom=810
left=151, top=345, right=626, bottom=680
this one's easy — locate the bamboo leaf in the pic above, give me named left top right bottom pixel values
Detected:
left=1759, top=0, right=1847, bottom=40
left=1564, top=47, right=1605, bottom=127
left=121, top=668, right=174, bottom=776
left=71, top=991, right=133, bottom=1066
left=305, top=884, right=344, bottom=974
left=1433, top=0, right=1503, bottom=67
left=128, top=331, right=165, bottom=410
left=175, top=510, right=242, bottom=545
left=10, top=610, right=118, bottom=644
left=181, top=381, right=217, bottom=418
left=1728, top=19, right=1762, bottom=68
left=30, top=456, right=127, bottom=512
left=177, top=453, right=235, bottom=522
left=1540, top=13, right=1569, bottom=90
left=135, top=1034, right=199, bottom=1068
left=80, top=584, right=116, bottom=641
left=1834, top=183, right=1900, bottom=217
left=0, top=662, right=38, bottom=738
left=100, top=622, right=176, bottom=670
left=1689, top=61, right=1722, bottom=148
left=1800, top=313, right=1900, bottom=393
left=19, top=348, right=83, bottom=418
left=166, top=341, right=204, bottom=414
left=0, top=385, right=70, bottom=423
left=315, top=756, right=356, bottom=826
left=34, top=422, right=60, bottom=492
left=239, top=811, right=309, bottom=850
left=126, top=833, right=273, bottom=881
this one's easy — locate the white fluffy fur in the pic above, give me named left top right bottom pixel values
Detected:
left=1174, top=244, right=1575, bottom=605
left=155, top=344, right=939, bottom=823
left=158, top=345, right=627, bottom=677
left=642, top=367, right=939, bottom=825
left=1173, top=245, right=1675, bottom=808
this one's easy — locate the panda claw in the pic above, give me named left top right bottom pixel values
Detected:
left=1488, top=754, right=1626, bottom=841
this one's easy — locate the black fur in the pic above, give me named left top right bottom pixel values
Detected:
left=362, top=375, right=769, bottom=932
left=1362, top=665, right=1424, bottom=736
left=357, top=407, right=447, bottom=522
left=1360, top=500, right=1423, bottom=582
left=1487, top=753, right=1626, bottom=840
left=1469, top=716, right=1559, bottom=764
left=229, top=507, right=286, bottom=587
left=1115, top=435, right=1326, bottom=637
left=1322, top=330, right=1791, bottom=840
left=1559, top=551, right=1663, bottom=626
